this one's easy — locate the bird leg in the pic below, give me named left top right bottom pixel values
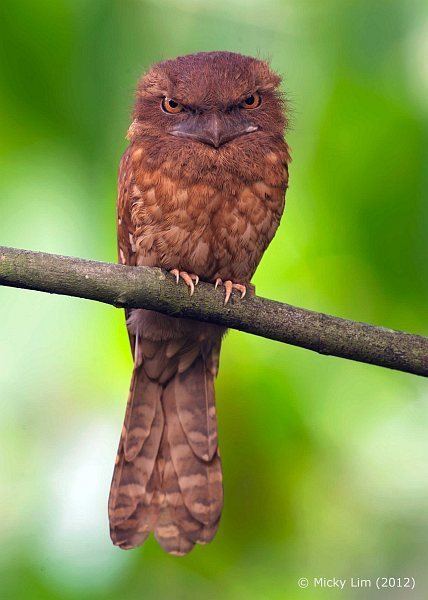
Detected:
left=170, top=269, right=199, bottom=296
left=214, top=278, right=247, bottom=305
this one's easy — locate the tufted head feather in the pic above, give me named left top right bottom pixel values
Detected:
left=137, top=52, right=281, bottom=106
left=128, top=52, right=289, bottom=186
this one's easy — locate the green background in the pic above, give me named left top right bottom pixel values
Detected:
left=0, top=1, right=427, bottom=598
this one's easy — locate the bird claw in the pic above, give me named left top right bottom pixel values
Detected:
left=214, top=278, right=247, bottom=305
left=170, top=269, right=199, bottom=296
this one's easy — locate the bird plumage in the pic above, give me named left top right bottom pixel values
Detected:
left=110, top=51, right=290, bottom=555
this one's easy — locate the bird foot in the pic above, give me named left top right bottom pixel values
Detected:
left=170, top=269, right=199, bottom=296
left=214, top=278, right=247, bottom=305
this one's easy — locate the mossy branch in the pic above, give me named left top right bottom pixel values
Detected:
left=0, top=246, right=427, bottom=377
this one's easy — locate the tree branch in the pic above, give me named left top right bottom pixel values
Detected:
left=0, top=246, right=427, bottom=377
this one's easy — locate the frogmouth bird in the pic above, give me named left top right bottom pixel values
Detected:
left=111, top=51, right=290, bottom=555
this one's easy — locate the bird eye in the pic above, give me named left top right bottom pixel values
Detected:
left=161, top=97, right=183, bottom=114
left=241, top=92, right=261, bottom=109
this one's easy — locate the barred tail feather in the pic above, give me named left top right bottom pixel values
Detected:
left=108, top=336, right=223, bottom=555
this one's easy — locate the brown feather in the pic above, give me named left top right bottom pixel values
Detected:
left=175, top=354, right=218, bottom=461
left=112, top=50, right=290, bottom=554
left=123, top=365, right=160, bottom=461
left=154, top=442, right=196, bottom=555
left=163, top=378, right=223, bottom=526
left=109, top=366, right=164, bottom=527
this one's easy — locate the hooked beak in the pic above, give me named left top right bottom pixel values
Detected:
left=170, top=113, right=258, bottom=148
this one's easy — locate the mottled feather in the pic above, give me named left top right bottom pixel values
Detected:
left=110, top=51, right=290, bottom=555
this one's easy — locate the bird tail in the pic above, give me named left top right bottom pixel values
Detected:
left=108, top=334, right=223, bottom=555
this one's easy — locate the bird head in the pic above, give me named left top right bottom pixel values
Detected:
left=128, top=52, right=288, bottom=184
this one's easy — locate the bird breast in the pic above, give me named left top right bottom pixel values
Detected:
left=130, top=151, right=287, bottom=282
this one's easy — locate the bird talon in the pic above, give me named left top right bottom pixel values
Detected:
left=234, top=284, right=247, bottom=299
left=214, top=279, right=247, bottom=305
left=169, top=269, right=200, bottom=296
left=170, top=268, right=180, bottom=284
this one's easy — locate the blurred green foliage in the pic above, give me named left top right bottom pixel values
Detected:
left=0, top=1, right=427, bottom=598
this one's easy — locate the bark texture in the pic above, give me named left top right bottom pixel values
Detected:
left=0, top=246, right=426, bottom=377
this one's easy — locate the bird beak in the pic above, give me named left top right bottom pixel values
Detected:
left=170, top=113, right=258, bottom=148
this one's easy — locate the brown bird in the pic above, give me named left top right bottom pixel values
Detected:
left=110, top=51, right=290, bottom=555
